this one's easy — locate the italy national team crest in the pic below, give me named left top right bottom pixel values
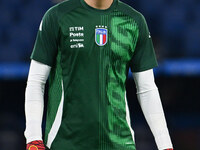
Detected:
left=95, top=26, right=108, bottom=46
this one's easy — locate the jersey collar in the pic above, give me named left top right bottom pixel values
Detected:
left=80, top=0, right=118, bottom=13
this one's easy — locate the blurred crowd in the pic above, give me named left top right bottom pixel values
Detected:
left=136, top=0, right=200, bottom=59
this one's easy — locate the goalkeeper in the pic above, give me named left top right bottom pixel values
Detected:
left=25, top=0, right=173, bottom=149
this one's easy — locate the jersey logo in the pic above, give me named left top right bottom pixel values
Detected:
left=95, top=26, right=108, bottom=46
left=149, top=32, right=151, bottom=38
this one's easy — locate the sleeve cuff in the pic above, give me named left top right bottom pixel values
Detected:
left=155, top=134, right=173, bottom=150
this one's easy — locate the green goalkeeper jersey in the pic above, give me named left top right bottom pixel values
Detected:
left=31, top=0, right=158, bottom=149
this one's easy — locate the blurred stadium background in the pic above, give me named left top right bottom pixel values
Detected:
left=0, top=0, right=200, bottom=149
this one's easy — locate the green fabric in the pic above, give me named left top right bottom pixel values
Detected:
left=44, top=50, right=62, bottom=144
left=103, top=11, right=139, bottom=149
left=31, top=6, right=59, bottom=66
left=31, top=0, right=158, bottom=149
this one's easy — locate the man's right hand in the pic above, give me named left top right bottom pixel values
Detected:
left=26, top=140, right=46, bottom=150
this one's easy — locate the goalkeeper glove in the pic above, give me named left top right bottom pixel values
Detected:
left=164, top=149, right=173, bottom=150
left=26, top=140, right=45, bottom=150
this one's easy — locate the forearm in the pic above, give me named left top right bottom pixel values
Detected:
left=133, top=69, right=173, bottom=150
left=24, top=60, right=51, bottom=143
left=137, top=88, right=173, bottom=150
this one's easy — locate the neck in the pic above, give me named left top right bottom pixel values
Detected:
left=84, top=0, right=114, bottom=10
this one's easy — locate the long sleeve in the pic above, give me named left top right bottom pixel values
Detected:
left=24, top=60, right=51, bottom=143
left=132, top=69, right=173, bottom=150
